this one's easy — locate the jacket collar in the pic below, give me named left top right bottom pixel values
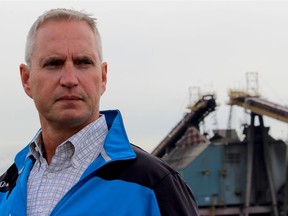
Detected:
left=13, top=110, right=136, bottom=178
left=81, top=110, right=136, bottom=179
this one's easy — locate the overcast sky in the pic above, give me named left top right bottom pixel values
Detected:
left=1, top=0, right=288, bottom=173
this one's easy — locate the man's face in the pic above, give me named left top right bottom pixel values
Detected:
left=20, top=20, right=107, bottom=130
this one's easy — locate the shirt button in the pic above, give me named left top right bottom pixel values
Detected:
left=73, top=159, right=80, bottom=167
left=47, top=173, right=55, bottom=178
left=37, top=207, right=43, bottom=212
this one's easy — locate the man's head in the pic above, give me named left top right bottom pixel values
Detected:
left=20, top=8, right=107, bottom=132
left=25, top=8, right=103, bottom=67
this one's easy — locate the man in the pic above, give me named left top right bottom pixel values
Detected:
left=0, top=8, right=199, bottom=215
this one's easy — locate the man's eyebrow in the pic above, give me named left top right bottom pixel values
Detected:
left=73, top=55, right=94, bottom=60
left=73, top=55, right=97, bottom=64
left=40, top=56, right=65, bottom=64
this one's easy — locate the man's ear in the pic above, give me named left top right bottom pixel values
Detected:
left=19, top=64, right=33, bottom=99
left=101, top=62, right=108, bottom=95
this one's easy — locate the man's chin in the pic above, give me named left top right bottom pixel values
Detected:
left=52, top=115, right=89, bottom=128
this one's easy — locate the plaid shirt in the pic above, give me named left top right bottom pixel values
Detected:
left=27, top=115, right=108, bottom=216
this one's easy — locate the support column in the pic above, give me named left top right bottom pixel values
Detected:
left=244, top=113, right=255, bottom=216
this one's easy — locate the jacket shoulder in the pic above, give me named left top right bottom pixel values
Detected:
left=95, top=144, right=200, bottom=215
left=96, top=144, right=176, bottom=189
left=0, top=145, right=32, bottom=194
left=0, top=163, right=18, bottom=194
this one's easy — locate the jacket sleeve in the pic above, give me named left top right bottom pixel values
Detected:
left=154, top=171, right=200, bottom=216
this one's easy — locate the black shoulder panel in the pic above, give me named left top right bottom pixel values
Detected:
left=95, top=145, right=200, bottom=215
left=95, top=144, right=176, bottom=189
left=0, top=163, right=18, bottom=194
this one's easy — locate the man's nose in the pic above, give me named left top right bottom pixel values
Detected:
left=60, top=62, right=79, bottom=88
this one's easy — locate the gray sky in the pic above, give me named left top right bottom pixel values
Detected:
left=1, top=0, right=288, bottom=173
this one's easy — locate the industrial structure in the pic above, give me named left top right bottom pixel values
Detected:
left=152, top=73, right=288, bottom=216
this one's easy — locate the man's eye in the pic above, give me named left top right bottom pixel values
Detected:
left=43, top=59, right=64, bottom=69
left=74, top=58, right=94, bottom=67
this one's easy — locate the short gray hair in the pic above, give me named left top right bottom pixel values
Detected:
left=25, top=8, right=103, bottom=66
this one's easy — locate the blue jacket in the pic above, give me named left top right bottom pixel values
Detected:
left=0, top=110, right=199, bottom=215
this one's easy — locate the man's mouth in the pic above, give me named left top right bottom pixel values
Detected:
left=56, top=95, right=82, bottom=101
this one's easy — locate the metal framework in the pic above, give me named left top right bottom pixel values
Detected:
left=152, top=94, right=216, bottom=158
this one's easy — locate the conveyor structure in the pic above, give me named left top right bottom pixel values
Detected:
left=152, top=90, right=288, bottom=216
left=227, top=90, right=288, bottom=123
left=152, top=94, right=216, bottom=158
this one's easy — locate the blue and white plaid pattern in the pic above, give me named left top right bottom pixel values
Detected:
left=27, top=115, right=108, bottom=216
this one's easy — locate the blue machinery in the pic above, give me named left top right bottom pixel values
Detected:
left=152, top=92, right=288, bottom=216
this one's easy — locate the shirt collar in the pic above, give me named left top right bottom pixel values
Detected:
left=29, top=130, right=46, bottom=166
left=29, top=115, right=108, bottom=168
left=67, top=114, right=108, bottom=168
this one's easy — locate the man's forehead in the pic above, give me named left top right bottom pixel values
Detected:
left=29, top=19, right=102, bottom=65
left=33, top=20, right=97, bottom=47
left=37, top=19, right=93, bottom=33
